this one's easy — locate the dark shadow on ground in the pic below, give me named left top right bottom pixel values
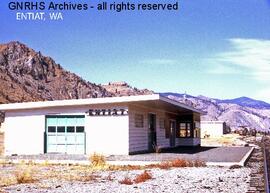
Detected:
left=163, top=146, right=218, bottom=154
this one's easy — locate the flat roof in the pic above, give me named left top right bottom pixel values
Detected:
left=201, top=121, right=225, bottom=123
left=0, top=94, right=203, bottom=114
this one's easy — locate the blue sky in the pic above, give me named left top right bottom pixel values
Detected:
left=1, top=0, right=270, bottom=102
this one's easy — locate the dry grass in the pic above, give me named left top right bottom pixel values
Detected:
left=193, top=159, right=206, bottom=167
left=119, top=177, right=133, bottom=185
left=0, top=156, right=206, bottom=188
left=15, top=167, right=37, bottom=184
left=0, top=159, right=13, bottom=167
left=108, top=164, right=142, bottom=171
left=0, top=176, right=17, bottom=187
left=147, top=162, right=170, bottom=170
left=134, top=170, right=152, bottom=183
left=108, top=158, right=205, bottom=171
left=146, top=159, right=206, bottom=169
left=73, top=174, right=100, bottom=182
left=89, top=153, right=106, bottom=167
left=170, top=159, right=188, bottom=167
left=119, top=170, right=153, bottom=185
left=0, top=164, right=38, bottom=187
left=89, top=157, right=205, bottom=171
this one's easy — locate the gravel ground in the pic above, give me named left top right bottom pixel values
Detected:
left=2, top=167, right=251, bottom=193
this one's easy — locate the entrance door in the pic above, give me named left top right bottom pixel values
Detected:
left=148, top=113, right=157, bottom=151
left=170, top=120, right=176, bottom=147
left=45, top=115, right=86, bottom=154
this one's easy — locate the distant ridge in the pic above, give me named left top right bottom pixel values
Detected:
left=162, top=92, right=270, bottom=132
left=216, top=97, right=270, bottom=109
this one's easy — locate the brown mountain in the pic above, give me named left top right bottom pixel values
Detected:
left=0, top=41, right=115, bottom=103
left=0, top=41, right=153, bottom=104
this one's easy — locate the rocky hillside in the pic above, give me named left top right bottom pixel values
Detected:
left=162, top=93, right=270, bottom=132
left=102, top=81, right=153, bottom=96
left=0, top=41, right=113, bottom=103
left=0, top=41, right=154, bottom=104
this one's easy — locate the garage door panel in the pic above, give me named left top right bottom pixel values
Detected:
left=77, top=118, right=85, bottom=126
left=47, top=118, right=57, bottom=126
left=56, top=145, right=66, bottom=153
left=76, top=145, right=85, bottom=154
left=47, top=144, right=57, bottom=152
left=57, top=136, right=66, bottom=144
left=47, top=136, right=57, bottom=144
left=66, top=118, right=76, bottom=126
left=57, top=118, right=66, bottom=126
left=46, top=115, right=85, bottom=154
left=66, top=135, right=76, bottom=144
left=66, top=145, right=76, bottom=154
left=76, top=134, right=85, bottom=145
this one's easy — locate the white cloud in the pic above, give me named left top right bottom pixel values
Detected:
left=208, top=38, right=270, bottom=102
left=207, top=62, right=240, bottom=74
left=209, top=38, right=270, bottom=81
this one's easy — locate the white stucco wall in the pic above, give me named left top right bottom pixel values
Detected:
left=4, top=114, right=45, bottom=155
left=3, top=104, right=129, bottom=155
left=201, top=121, right=225, bottom=138
left=3, top=107, right=88, bottom=155
left=86, top=115, right=129, bottom=155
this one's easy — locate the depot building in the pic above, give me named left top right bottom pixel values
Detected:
left=0, top=94, right=202, bottom=155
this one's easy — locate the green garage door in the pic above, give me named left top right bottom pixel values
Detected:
left=45, top=115, right=85, bottom=154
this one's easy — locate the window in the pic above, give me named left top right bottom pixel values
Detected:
left=178, top=122, right=192, bottom=138
left=194, top=122, right=200, bottom=138
left=135, top=114, right=144, bottom=128
left=159, top=118, right=165, bottom=129
left=46, top=116, right=85, bottom=133
left=67, top=126, right=75, bottom=133
left=76, top=126, right=85, bottom=133
left=187, top=123, right=191, bottom=137
left=57, top=126, right=65, bottom=133
left=48, top=126, right=56, bottom=132
left=179, top=123, right=186, bottom=137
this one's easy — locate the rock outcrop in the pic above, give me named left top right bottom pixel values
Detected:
left=102, top=81, right=153, bottom=96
